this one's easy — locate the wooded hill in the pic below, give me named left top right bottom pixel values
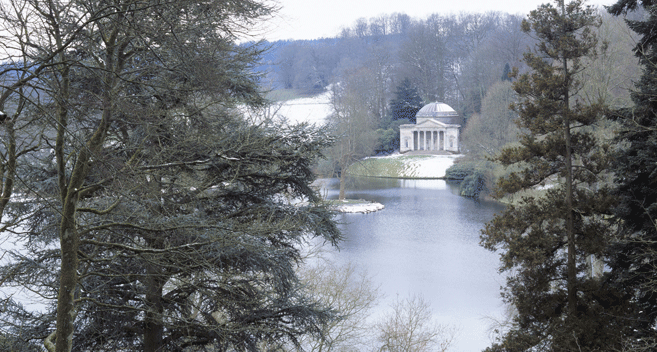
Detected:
left=257, top=12, right=533, bottom=118
left=255, top=9, right=639, bottom=152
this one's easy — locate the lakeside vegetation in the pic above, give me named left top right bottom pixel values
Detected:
left=346, top=155, right=428, bottom=179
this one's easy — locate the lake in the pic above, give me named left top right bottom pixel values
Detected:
left=318, top=177, right=506, bottom=352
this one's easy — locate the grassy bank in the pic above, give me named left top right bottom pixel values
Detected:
left=346, top=155, right=454, bottom=179
left=346, top=157, right=407, bottom=178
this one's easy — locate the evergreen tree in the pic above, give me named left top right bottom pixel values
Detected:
left=501, top=63, right=512, bottom=82
left=607, top=0, right=657, bottom=347
left=0, top=0, right=341, bottom=350
left=481, top=1, right=630, bottom=350
left=389, top=78, right=423, bottom=123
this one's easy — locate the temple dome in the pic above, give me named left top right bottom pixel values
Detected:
left=415, top=102, right=460, bottom=125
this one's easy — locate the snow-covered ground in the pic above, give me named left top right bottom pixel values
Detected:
left=400, top=154, right=457, bottom=178
left=274, top=90, right=333, bottom=125
left=332, top=200, right=385, bottom=213
left=361, top=153, right=460, bottom=179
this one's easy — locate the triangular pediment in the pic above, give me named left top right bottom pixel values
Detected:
left=415, top=118, right=449, bottom=128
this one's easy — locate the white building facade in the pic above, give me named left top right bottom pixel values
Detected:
left=399, top=102, right=461, bottom=153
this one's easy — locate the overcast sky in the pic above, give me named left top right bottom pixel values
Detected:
left=259, top=0, right=614, bottom=41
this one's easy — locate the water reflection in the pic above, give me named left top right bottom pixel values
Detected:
left=319, top=176, right=506, bottom=352
left=400, top=178, right=448, bottom=190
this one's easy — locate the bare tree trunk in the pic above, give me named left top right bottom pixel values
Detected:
left=339, top=171, right=347, bottom=201
left=0, top=118, right=16, bottom=223
left=54, top=44, right=76, bottom=352
left=564, top=115, right=577, bottom=316
left=55, top=35, right=117, bottom=350
left=55, top=206, right=79, bottom=352
left=144, top=264, right=165, bottom=352
left=55, top=105, right=113, bottom=352
left=339, top=156, right=348, bottom=201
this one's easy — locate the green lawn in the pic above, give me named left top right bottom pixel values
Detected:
left=346, top=157, right=406, bottom=178
left=346, top=155, right=437, bottom=178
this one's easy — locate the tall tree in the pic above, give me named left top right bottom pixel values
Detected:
left=72, top=116, right=340, bottom=351
left=607, top=0, right=657, bottom=348
left=0, top=0, right=342, bottom=351
left=481, top=1, right=630, bottom=350
left=389, top=78, right=423, bottom=123
left=398, top=20, right=450, bottom=104
left=328, top=68, right=378, bottom=200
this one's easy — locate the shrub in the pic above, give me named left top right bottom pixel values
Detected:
left=446, top=160, right=493, bottom=198
left=445, top=162, right=476, bottom=180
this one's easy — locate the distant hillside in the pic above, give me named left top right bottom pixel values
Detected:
left=251, top=11, right=534, bottom=119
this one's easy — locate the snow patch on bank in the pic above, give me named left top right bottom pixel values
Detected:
left=363, top=153, right=460, bottom=178
left=402, top=155, right=459, bottom=178
left=332, top=201, right=385, bottom=213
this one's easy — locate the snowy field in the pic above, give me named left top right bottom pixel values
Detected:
left=273, top=90, right=333, bottom=125
left=331, top=200, right=385, bottom=213
left=399, top=154, right=457, bottom=178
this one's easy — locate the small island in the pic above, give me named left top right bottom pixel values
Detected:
left=327, top=199, right=385, bottom=213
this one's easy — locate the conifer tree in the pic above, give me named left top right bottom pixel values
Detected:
left=607, top=0, right=657, bottom=347
left=0, top=0, right=342, bottom=350
left=501, top=63, right=512, bottom=82
left=481, top=1, right=630, bottom=350
left=389, top=78, right=423, bottom=123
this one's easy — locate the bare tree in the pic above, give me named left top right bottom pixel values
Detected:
left=374, top=295, right=454, bottom=352
left=577, top=9, right=640, bottom=108
left=327, top=69, right=379, bottom=200
left=296, top=261, right=380, bottom=352
left=461, top=81, right=519, bottom=157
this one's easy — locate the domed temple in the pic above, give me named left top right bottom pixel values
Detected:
left=399, top=102, right=461, bottom=153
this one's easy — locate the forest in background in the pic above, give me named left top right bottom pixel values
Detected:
left=251, top=8, right=642, bottom=194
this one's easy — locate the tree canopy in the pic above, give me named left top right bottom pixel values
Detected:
left=389, top=78, right=423, bottom=123
left=607, top=0, right=657, bottom=348
left=481, top=1, right=630, bottom=350
left=0, top=0, right=341, bottom=351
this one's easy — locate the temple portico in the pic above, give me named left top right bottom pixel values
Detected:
left=400, top=102, right=461, bottom=153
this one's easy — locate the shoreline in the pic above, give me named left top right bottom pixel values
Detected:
left=327, top=199, right=385, bottom=213
left=344, top=174, right=449, bottom=180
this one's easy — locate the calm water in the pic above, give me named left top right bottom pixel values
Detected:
left=318, top=177, right=506, bottom=352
